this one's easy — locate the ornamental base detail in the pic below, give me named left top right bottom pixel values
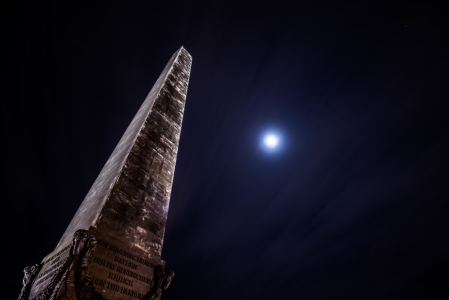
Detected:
left=18, top=228, right=174, bottom=300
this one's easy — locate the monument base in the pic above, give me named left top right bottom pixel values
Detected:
left=18, top=228, right=174, bottom=300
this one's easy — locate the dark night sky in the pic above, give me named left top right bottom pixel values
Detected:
left=1, top=0, right=448, bottom=299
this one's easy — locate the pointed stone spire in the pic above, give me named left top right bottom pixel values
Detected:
left=23, top=47, right=191, bottom=300
left=57, top=47, right=192, bottom=259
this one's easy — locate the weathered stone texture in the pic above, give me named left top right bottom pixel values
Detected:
left=56, top=47, right=192, bottom=260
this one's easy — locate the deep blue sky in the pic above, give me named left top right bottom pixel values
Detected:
left=1, top=0, right=448, bottom=299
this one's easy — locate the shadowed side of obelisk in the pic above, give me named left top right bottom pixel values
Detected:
left=56, top=47, right=192, bottom=260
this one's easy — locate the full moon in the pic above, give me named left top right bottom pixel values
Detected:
left=263, top=134, right=280, bottom=149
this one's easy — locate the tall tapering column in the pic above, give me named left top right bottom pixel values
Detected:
left=20, top=47, right=192, bottom=300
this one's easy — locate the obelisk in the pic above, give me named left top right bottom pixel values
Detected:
left=18, top=47, right=192, bottom=300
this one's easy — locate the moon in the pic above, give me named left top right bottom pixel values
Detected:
left=263, top=133, right=280, bottom=149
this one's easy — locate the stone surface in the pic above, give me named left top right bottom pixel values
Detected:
left=27, top=227, right=175, bottom=300
left=21, top=47, right=191, bottom=300
left=57, top=47, right=192, bottom=259
left=88, top=226, right=156, bottom=300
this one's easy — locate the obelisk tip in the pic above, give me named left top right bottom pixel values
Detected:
left=178, top=46, right=191, bottom=59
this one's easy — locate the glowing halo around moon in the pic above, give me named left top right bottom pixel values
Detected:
left=263, top=133, right=280, bottom=149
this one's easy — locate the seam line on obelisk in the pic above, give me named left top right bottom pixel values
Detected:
left=92, top=47, right=185, bottom=231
